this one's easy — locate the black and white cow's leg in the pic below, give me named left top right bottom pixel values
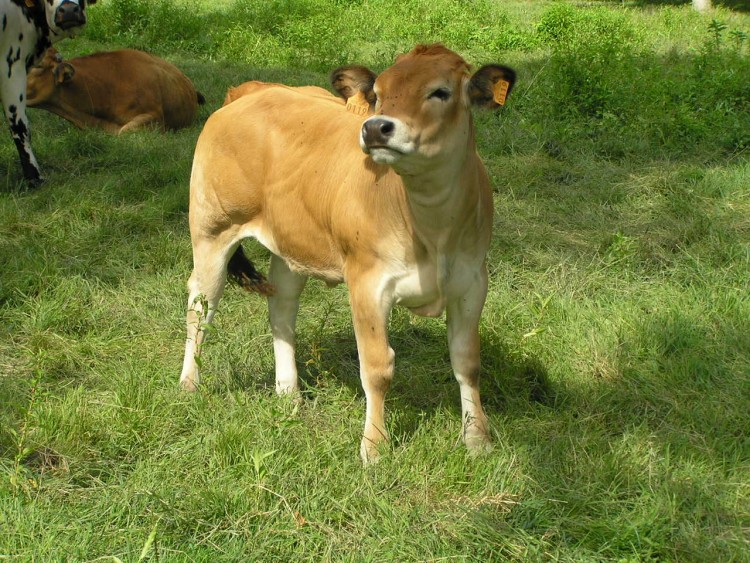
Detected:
left=1, top=69, right=42, bottom=185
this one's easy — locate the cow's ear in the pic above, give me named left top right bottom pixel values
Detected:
left=468, top=65, right=516, bottom=109
left=53, top=62, right=75, bottom=84
left=329, top=65, right=377, bottom=106
left=35, top=48, right=58, bottom=69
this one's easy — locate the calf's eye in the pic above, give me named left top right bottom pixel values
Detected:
left=428, top=88, right=451, bottom=101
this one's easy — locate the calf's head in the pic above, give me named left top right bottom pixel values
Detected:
left=331, top=44, right=515, bottom=175
left=26, top=49, right=75, bottom=106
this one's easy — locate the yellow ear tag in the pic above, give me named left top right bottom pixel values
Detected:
left=493, top=79, right=510, bottom=106
left=25, top=0, right=36, bottom=7
left=345, top=90, right=370, bottom=116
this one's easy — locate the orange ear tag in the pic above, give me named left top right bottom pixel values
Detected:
left=493, top=80, right=510, bottom=106
left=345, top=91, right=370, bottom=116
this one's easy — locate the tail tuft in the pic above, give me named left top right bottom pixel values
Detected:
left=196, top=91, right=206, bottom=105
left=227, top=245, right=275, bottom=296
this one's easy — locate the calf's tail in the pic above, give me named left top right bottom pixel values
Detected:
left=227, top=245, right=275, bottom=296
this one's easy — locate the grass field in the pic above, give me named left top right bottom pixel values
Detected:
left=1, top=0, right=749, bottom=560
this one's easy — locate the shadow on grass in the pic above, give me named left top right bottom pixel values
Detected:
left=206, top=316, right=559, bottom=451
left=201, top=295, right=749, bottom=493
left=494, top=306, right=750, bottom=557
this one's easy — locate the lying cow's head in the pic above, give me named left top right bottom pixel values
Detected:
left=30, top=0, right=97, bottom=38
left=26, top=49, right=75, bottom=105
left=331, top=44, right=515, bottom=175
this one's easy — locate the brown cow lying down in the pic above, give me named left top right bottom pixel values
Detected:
left=26, top=48, right=205, bottom=134
left=179, top=44, right=515, bottom=463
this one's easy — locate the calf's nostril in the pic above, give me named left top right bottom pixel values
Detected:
left=362, top=118, right=398, bottom=147
left=379, top=121, right=394, bottom=136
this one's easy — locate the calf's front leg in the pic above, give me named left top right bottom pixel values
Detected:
left=447, top=264, right=491, bottom=451
left=268, top=254, right=307, bottom=395
left=349, top=276, right=394, bottom=463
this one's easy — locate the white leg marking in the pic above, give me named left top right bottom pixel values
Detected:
left=447, top=265, right=491, bottom=452
left=267, top=255, right=307, bottom=395
left=179, top=241, right=231, bottom=391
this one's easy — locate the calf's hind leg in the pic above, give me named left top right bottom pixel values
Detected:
left=179, top=236, right=235, bottom=391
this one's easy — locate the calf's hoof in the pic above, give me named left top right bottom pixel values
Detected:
left=465, top=433, right=494, bottom=456
left=463, top=419, right=493, bottom=454
left=179, top=378, right=199, bottom=392
left=360, top=437, right=385, bottom=465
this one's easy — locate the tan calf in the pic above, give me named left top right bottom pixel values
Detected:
left=26, top=48, right=204, bottom=134
left=180, top=44, right=515, bottom=462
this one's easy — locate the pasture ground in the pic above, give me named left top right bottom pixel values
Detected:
left=1, top=1, right=749, bottom=560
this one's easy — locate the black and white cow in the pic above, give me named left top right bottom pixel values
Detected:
left=1, top=0, right=96, bottom=186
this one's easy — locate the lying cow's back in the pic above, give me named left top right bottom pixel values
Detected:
left=27, top=49, right=202, bottom=132
left=74, top=49, right=199, bottom=130
left=193, top=83, right=411, bottom=283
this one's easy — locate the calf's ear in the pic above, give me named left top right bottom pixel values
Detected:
left=53, top=62, right=75, bottom=84
left=330, top=65, right=378, bottom=107
left=468, top=65, right=516, bottom=109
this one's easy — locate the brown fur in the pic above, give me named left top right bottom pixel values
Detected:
left=26, top=48, right=203, bottom=134
left=223, top=81, right=335, bottom=107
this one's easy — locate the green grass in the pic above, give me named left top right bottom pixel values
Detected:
left=2, top=1, right=749, bottom=560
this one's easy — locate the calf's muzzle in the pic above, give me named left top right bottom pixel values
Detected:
left=361, top=117, right=395, bottom=148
